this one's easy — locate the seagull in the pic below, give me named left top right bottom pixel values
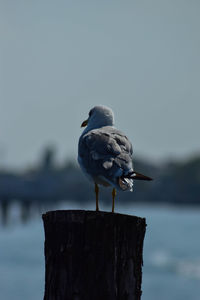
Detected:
left=78, top=105, right=152, bottom=212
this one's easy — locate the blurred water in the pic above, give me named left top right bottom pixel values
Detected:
left=0, top=203, right=200, bottom=300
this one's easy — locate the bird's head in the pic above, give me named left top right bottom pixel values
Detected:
left=81, top=105, right=114, bottom=129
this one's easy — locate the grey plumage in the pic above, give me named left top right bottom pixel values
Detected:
left=78, top=106, right=135, bottom=191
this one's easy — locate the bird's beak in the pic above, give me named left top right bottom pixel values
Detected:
left=81, top=119, right=88, bottom=127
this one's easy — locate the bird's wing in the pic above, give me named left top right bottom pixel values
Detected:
left=78, top=126, right=133, bottom=180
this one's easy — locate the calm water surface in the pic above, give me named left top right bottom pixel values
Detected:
left=0, top=203, right=200, bottom=300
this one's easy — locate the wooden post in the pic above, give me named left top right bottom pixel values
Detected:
left=42, top=210, right=146, bottom=300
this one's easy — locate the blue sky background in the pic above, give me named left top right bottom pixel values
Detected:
left=1, top=0, right=200, bottom=168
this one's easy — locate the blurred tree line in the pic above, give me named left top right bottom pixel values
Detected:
left=0, top=146, right=199, bottom=210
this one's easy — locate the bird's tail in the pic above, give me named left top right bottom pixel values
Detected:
left=127, top=171, right=152, bottom=181
left=118, top=171, right=152, bottom=191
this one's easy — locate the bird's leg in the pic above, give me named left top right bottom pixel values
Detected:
left=95, top=183, right=99, bottom=211
left=112, top=188, right=116, bottom=213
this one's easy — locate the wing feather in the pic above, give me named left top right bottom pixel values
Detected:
left=78, top=126, right=133, bottom=181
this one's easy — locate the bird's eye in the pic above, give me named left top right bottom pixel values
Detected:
left=89, top=110, right=92, bottom=117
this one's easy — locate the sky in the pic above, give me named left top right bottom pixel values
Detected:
left=1, top=0, right=200, bottom=168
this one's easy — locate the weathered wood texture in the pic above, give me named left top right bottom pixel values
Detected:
left=43, top=210, right=146, bottom=300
